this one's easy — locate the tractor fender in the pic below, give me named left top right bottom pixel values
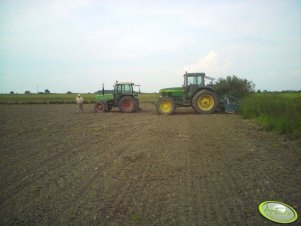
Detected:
left=192, top=87, right=217, bottom=98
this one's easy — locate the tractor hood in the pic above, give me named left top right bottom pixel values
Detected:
left=159, top=87, right=184, bottom=97
left=95, top=94, right=113, bottom=102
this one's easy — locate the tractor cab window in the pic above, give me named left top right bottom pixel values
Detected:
left=187, top=76, right=203, bottom=86
left=185, top=75, right=204, bottom=97
left=116, top=84, right=133, bottom=95
left=123, top=84, right=133, bottom=93
left=116, top=85, right=122, bottom=94
left=187, top=76, right=195, bottom=85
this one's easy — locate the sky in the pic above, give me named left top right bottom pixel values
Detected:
left=0, top=0, right=301, bottom=93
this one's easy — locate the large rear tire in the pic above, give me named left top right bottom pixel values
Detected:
left=94, top=101, right=108, bottom=113
left=119, top=96, right=138, bottom=113
left=156, top=97, right=176, bottom=115
left=192, top=89, right=218, bottom=114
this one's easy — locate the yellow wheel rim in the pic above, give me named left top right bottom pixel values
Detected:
left=160, top=100, right=172, bottom=113
left=197, top=95, right=214, bottom=111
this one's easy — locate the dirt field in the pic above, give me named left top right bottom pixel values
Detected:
left=0, top=103, right=300, bottom=225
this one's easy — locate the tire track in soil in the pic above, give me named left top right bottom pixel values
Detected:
left=190, top=116, right=259, bottom=225
left=175, top=115, right=247, bottom=225
left=0, top=127, right=77, bottom=173
left=0, top=106, right=87, bottom=180
left=0, top=105, right=154, bottom=225
left=68, top=115, right=191, bottom=225
left=60, top=144, right=138, bottom=222
left=73, top=122, right=167, bottom=225
left=134, top=114, right=202, bottom=225
left=139, top=117, right=177, bottom=226
left=1, top=114, right=157, bottom=225
left=1, top=105, right=301, bottom=225
left=0, top=119, right=152, bottom=176
left=56, top=117, right=159, bottom=225
left=171, top=116, right=199, bottom=225
left=0, top=112, right=127, bottom=194
left=91, top=157, right=154, bottom=225
left=0, top=129, right=102, bottom=205
left=0, top=116, right=144, bottom=209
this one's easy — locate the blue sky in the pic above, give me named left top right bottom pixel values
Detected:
left=0, top=0, right=300, bottom=93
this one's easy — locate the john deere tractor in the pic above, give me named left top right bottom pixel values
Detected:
left=95, top=82, right=139, bottom=113
left=156, top=72, right=218, bottom=115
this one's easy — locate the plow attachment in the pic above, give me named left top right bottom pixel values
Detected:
left=221, top=95, right=240, bottom=113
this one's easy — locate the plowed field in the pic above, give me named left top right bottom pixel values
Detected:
left=0, top=103, right=300, bottom=225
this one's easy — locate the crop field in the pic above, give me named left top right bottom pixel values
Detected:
left=0, top=93, right=97, bottom=104
left=0, top=93, right=159, bottom=104
left=240, top=92, right=301, bottom=139
left=0, top=98, right=300, bottom=225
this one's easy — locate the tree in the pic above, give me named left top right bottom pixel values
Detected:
left=10, top=91, right=14, bottom=94
left=45, top=89, right=50, bottom=94
left=25, top=91, right=31, bottom=94
left=212, top=75, right=255, bottom=97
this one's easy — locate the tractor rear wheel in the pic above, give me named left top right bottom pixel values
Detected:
left=192, top=89, right=218, bottom=114
left=119, top=96, right=138, bottom=113
left=156, top=97, right=176, bottom=115
left=94, top=101, right=108, bottom=113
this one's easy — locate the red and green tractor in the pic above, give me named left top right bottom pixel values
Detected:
left=94, top=82, right=140, bottom=113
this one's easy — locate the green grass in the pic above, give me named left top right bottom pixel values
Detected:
left=240, top=93, right=301, bottom=139
left=139, top=93, right=159, bottom=103
left=0, top=93, right=159, bottom=104
left=0, top=94, right=95, bottom=104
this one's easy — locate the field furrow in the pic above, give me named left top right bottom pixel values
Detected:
left=0, top=104, right=300, bottom=225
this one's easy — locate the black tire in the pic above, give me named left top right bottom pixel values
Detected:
left=192, top=89, right=218, bottom=114
left=119, top=96, right=138, bottom=113
left=156, top=97, right=176, bottom=115
left=94, top=101, right=108, bottom=113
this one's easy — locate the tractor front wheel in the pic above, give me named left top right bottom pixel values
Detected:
left=156, top=97, right=176, bottom=115
left=119, top=96, right=138, bottom=113
left=192, top=89, right=218, bottom=114
left=94, top=101, right=108, bottom=113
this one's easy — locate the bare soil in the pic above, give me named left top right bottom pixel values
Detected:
left=0, top=103, right=300, bottom=225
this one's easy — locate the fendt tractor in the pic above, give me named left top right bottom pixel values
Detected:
left=156, top=72, right=219, bottom=115
left=95, top=82, right=140, bottom=113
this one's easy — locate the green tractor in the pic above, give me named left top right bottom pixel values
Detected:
left=95, top=82, right=140, bottom=113
left=156, top=72, right=219, bottom=115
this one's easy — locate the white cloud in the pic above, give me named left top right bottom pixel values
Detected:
left=183, top=51, right=231, bottom=77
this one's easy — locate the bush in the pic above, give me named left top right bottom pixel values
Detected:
left=213, top=75, right=255, bottom=97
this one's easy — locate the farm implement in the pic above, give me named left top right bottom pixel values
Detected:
left=95, top=82, right=140, bottom=113
left=156, top=72, right=239, bottom=115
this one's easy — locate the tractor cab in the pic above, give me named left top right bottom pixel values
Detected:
left=113, top=82, right=137, bottom=105
left=183, top=72, right=206, bottom=99
left=114, top=82, right=134, bottom=96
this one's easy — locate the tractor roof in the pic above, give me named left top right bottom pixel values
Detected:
left=115, top=82, right=134, bottom=85
left=184, top=72, right=206, bottom=77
